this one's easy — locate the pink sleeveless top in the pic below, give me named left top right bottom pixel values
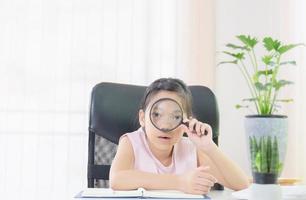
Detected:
left=122, top=127, right=197, bottom=174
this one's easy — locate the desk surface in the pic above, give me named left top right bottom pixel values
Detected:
left=209, top=189, right=235, bottom=200
left=74, top=189, right=236, bottom=200
left=75, top=185, right=306, bottom=200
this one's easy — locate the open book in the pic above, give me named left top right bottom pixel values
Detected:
left=79, top=188, right=210, bottom=199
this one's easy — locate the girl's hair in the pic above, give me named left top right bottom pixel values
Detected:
left=140, top=78, right=193, bottom=117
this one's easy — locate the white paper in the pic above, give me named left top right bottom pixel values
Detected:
left=143, top=189, right=206, bottom=199
left=81, top=188, right=143, bottom=198
left=81, top=188, right=208, bottom=199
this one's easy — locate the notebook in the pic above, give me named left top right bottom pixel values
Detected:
left=78, top=188, right=210, bottom=199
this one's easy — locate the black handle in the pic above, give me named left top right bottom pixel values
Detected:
left=182, top=121, right=208, bottom=135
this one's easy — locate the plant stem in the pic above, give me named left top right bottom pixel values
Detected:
left=251, top=49, right=259, bottom=72
left=239, top=61, right=260, bottom=113
left=268, top=55, right=281, bottom=114
left=264, top=64, right=269, bottom=114
left=270, top=91, right=279, bottom=114
left=247, top=51, right=256, bottom=73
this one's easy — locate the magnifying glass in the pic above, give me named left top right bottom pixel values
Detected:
left=149, top=98, right=208, bottom=135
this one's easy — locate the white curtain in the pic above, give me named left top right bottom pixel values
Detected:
left=281, top=0, right=306, bottom=183
left=0, top=0, right=215, bottom=200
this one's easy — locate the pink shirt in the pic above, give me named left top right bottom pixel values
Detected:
left=122, top=127, right=197, bottom=174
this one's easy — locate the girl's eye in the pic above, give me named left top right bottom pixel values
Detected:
left=152, top=112, right=160, bottom=118
left=174, top=115, right=182, bottom=120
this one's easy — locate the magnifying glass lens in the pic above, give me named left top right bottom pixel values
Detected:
left=150, top=99, right=183, bottom=132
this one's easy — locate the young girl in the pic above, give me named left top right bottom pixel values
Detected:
left=109, top=78, right=249, bottom=194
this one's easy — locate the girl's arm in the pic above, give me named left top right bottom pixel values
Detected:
left=184, top=119, right=250, bottom=191
left=197, top=144, right=250, bottom=191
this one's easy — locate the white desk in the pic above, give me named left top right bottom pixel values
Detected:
left=74, top=186, right=306, bottom=200
left=209, top=189, right=236, bottom=199
left=74, top=189, right=236, bottom=200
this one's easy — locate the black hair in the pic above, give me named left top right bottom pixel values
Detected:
left=140, top=78, right=193, bottom=117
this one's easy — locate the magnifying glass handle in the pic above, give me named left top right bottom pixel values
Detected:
left=182, top=122, right=208, bottom=136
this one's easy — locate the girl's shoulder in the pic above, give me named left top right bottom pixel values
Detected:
left=119, top=128, right=145, bottom=153
left=124, top=127, right=144, bottom=142
left=119, top=128, right=143, bottom=142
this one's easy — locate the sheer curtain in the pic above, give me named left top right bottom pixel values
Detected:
left=0, top=0, right=215, bottom=200
left=271, top=0, right=306, bottom=183
left=282, top=0, right=306, bottom=183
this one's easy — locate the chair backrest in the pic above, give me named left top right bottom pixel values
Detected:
left=87, top=82, right=221, bottom=188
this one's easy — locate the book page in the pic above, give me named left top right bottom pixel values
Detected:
left=143, top=189, right=208, bottom=199
left=81, top=188, right=143, bottom=197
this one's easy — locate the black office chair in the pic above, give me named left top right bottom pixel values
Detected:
left=87, top=82, right=223, bottom=190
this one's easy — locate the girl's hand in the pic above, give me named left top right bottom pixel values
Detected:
left=178, top=166, right=217, bottom=195
left=181, top=118, right=216, bottom=152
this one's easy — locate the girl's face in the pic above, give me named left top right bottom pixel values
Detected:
left=139, top=91, right=187, bottom=151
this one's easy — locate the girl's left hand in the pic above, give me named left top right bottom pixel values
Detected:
left=181, top=118, right=216, bottom=152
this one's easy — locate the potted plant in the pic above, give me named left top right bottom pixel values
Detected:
left=218, top=35, right=304, bottom=187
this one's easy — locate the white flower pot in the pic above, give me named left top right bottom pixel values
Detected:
left=244, top=115, right=288, bottom=184
left=250, top=183, right=282, bottom=200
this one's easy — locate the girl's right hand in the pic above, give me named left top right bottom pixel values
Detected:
left=178, top=166, right=217, bottom=195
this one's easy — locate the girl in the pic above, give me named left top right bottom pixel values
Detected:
left=110, top=78, right=249, bottom=194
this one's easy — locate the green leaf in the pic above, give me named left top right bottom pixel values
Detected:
left=278, top=43, right=305, bottom=54
left=263, top=37, right=281, bottom=51
left=277, top=162, right=283, bottom=173
left=250, top=136, right=258, bottom=171
left=275, top=99, right=294, bottom=103
left=265, top=82, right=273, bottom=89
left=217, top=60, right=238, bottom=66
left=273, top=80, right=294, bottom=90
left=253, top=74, right=259, bottom=83
left=267, top=136, right=272, bottom=173
left=237, top=35, right=258, bottom=48
left=261, top=136, right=268, bottom=172
left=270, top=136, right=280, bottom=174
left=253, top=70, right=273, bottom=83
left=226, top=43, right=249, bottom=50
left=262, top=55, right=274, bottom=65
left=256, top=69, right=274, bottom=76
left=235, top=104, right=248, bottom=109
left=254, top=82, right=266, bottom=91
left=222, top=51, right=245, bottom=60
left=255, top=152, right=261, bottom=172
left=280, top=61, right=297, bottom=66
left=263, top=37, right=275, bottom=51
left=242, top=98, right=257, bottom=102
